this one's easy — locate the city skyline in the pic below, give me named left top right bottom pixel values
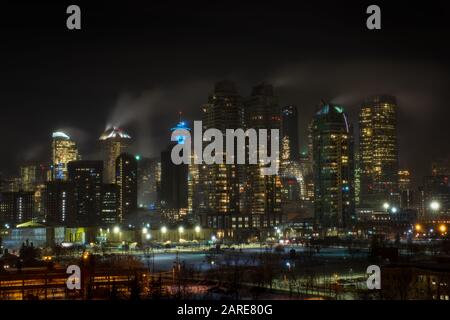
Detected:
left=0, top=82, right=447, bottom=188
left=1, top=1, right=450, bottom=303
left=0, top=2, right=449, bottom=185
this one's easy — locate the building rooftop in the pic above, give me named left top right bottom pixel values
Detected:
left=52, top=131, right=70, bottom=140
left=99, top=127, right=131, bottom=140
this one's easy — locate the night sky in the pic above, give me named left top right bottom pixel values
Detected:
left=1, top=0, right=449, bottom=186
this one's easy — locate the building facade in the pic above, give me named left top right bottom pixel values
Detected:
left=0, top=191, right=34, bottom=225
left=243, top=83, right=282, bottom=232
left=137, top=157, right=160, bottom=209
left=68, top=160, right=103, bottom=226
left=160, top=121, right=189, bottom=221
left=115, top=153, right=137, bottom=223
left=45, top=181, right=76, bottom=226
left=101, top=183, right=119, bottom=225
left=198, top=80, right=244, bottom=235
left=359, top=95, right=399, bottom=210
left=99, top=127, right=132, bottom=184
left=51, top=131, right=78, bottom=181
left=281, top=105, right=300, bottom=161
left=312, top=103, right=355, bottom=229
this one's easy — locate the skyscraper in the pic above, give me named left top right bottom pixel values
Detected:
left=68, top=160, right=103, bottom=226
left=281, top=105, right=300, bottom=161
left=33, top=184, right=46, bottom=221
left=354, top=151, right=361, bottom=207
left=198, top=80, right=243, bottom=234
left=115, top=153, right=137, bottom=223
left=398, top=170, right=411, bottom=191
left=20, top=165, right=37, bottom=192
left=45, top=180, right=76, bottom=226
left=312, top=102, right=355, bottom=229
left=399, top=169, right=414, bottom=209
left=0, top=191, right=34, bottom=225
left=160, top=121, right=189, bottom=220
left=359, top=95, right=399, bottom=210
left=243, top=83, right=282, bottom=231
left=52, top=131, right=78, bottom=181
left=101, top=183, right=119, bottom=225
left=137, top=157, right=160, bottom=209
left=99, top=127, right=132, bottom=184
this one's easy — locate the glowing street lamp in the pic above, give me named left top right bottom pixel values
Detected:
left=113, top=226, right=120, bottom=234
left=430, top=201, right=440, bottom=212
left=391, top=207, right=398, bottom=214
left=178, top=226, right=184, bottom=234
left=161, top=226, right=167, bottom=234
left=195, top=225, right=201, bottom=233
left=439, top=224, right=447, bottom=234
left=383, top=202, right=390, bottom=210
left=415, top=224, right=422, bottom=232
left=142, top=227, right=148, bottom=234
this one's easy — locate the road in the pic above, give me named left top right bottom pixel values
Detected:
left=135, top=246, right=368, bottom=272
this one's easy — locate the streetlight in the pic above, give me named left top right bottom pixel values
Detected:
left=178, top=226, right=184, bottom=234
left=439, top=224, right=447, bottom=234
left=161, top=226, right=167, bottom=234
left=391, top=207, right=398, bottom=214
left=383, top=202, right=390, bottom=210
left=430, top=201, right=440, bottom=212
left=415, top=224, right=422, bottom=232
left=195, top=225, right=201, bottom=233
left=113, top=226, right=120, bottom=234
left=145, top=233, right=151, bottom=240
left=142, top=227, right=148, bottom=234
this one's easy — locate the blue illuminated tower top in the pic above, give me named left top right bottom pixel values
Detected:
left=170, top=112, right=190, bottom=144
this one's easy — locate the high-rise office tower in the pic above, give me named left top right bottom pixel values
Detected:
left=281, top=106, right=300, bottom=161
left=359, top=95, right=399, bottom=210
left=0, top=177, right=20, bottom=193
left=0, top=191, right=34, bottom=225
left=188, top=155, right=200, bottom=216
left=52, top=131, right=79, bottom=181
left=99, top=127, right=132, bottom=184
left=312, top=102, right=355, bottom=229
left=160, top=120, right=189, bottom=220
left=398, top=170, right=411, bottom=191
left=280, top=163, right=305, bottom=217
left=20, top=165, right=37, bottom=192
left=36, top=164, right=51, bottom=184
left=115, top=153, right=137, bottom=223
left=354, top=151, right=361, bottom=207
left=101, top=183, right=119, bottom=225
left=199, top=80, right=244, bottom=233
left=399, top=169, right=414, bottom=209
left=33, top=164, right=49, bottom=222
left=45, top=180, right=76, bottom=226
left=243, top=83, right=282, bottom=230
left=137, top=157, right=160, bottom=209
left=68, top=160, right=103, bottom=226
left=33, top=184, right=46, bottom=221
left=299, top=151, right=314, bottom=202
left=303, top=122, right=316, bottom=203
